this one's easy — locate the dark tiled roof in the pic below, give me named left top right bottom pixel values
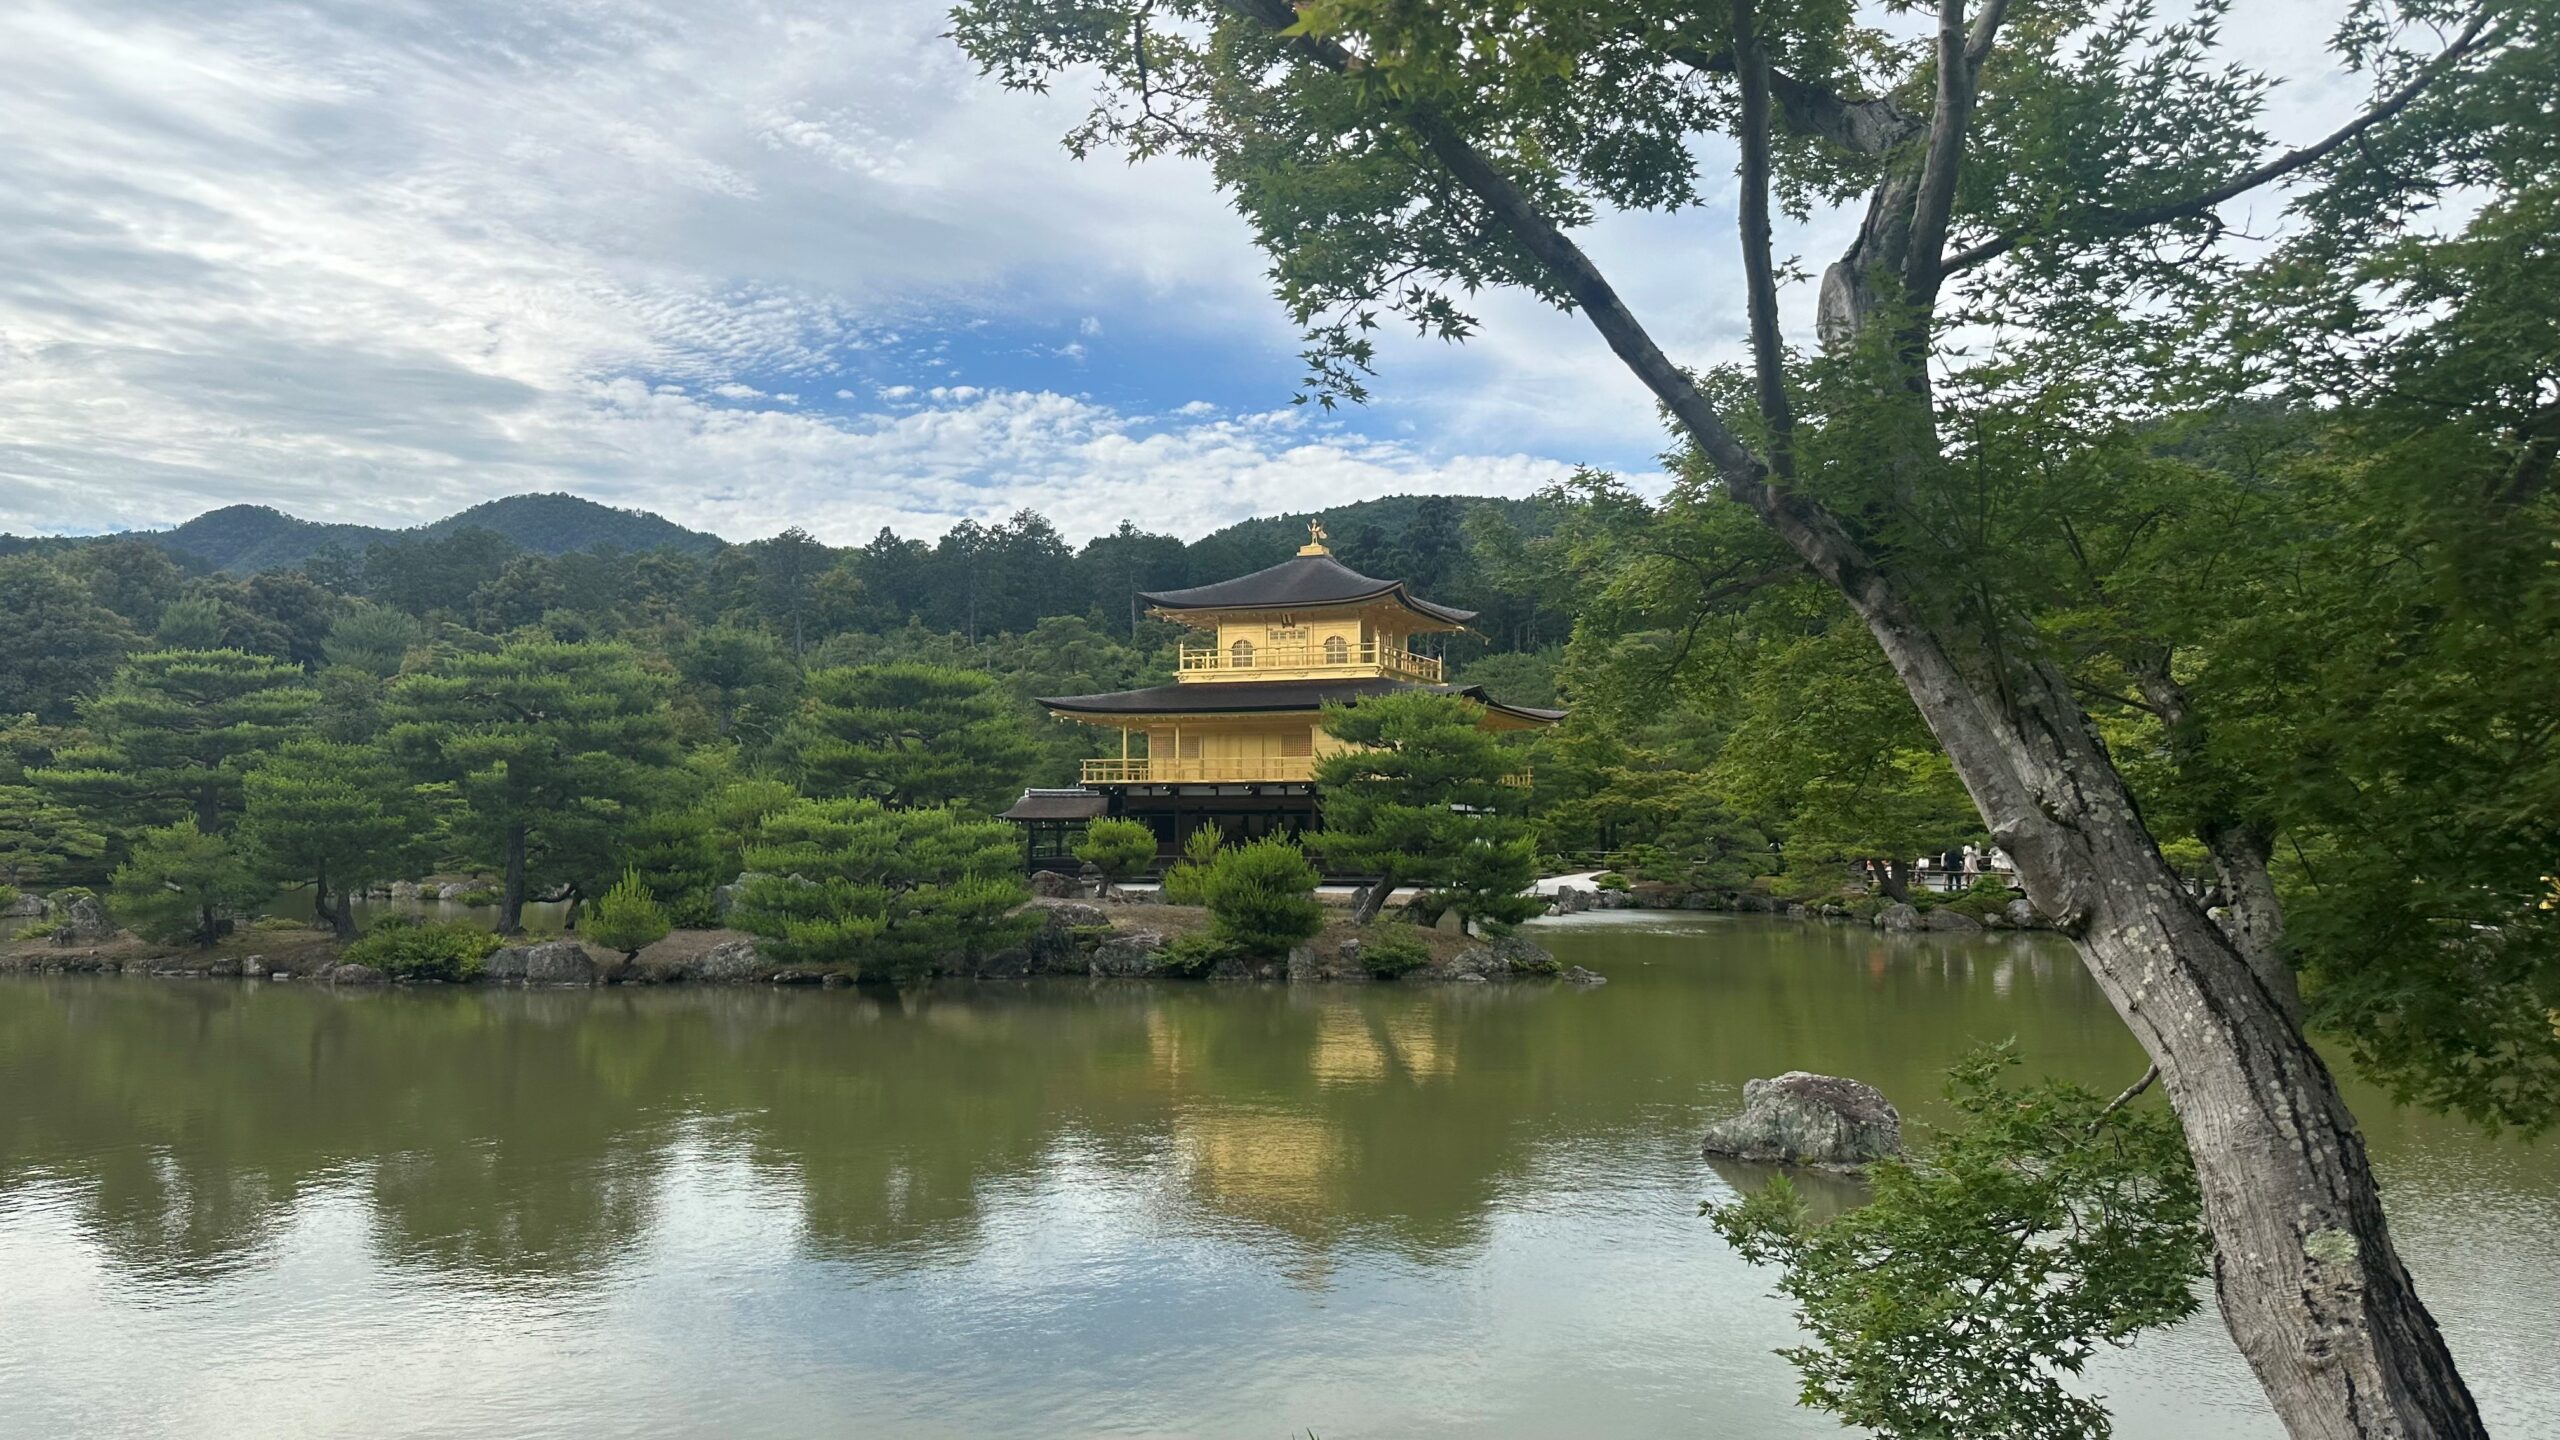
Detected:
left=1037, top=678, right=1565, bottom=726
left=999, top=788, right=1111, bottom=821
left=1139, top=553, right=1476, bottom=625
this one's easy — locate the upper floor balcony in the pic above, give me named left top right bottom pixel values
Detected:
left=1177, top=638, right=1443, bottom=684
left=1081, top=756, right=1318, bottom=785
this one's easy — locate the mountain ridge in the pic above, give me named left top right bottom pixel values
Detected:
left=15, top=490, right=1551, bottom=574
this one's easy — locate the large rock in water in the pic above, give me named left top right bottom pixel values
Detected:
left=1874, top=902, right=1922, bottom=931
left=1701, top=1072, right=1903, bottom=1170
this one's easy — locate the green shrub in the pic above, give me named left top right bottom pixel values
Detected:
left=1158, top=825, right=1225, bottom=905
left=1074, top=817, right=1159, bottom=892
left=251, top=915, right=313, bottom=932
left=0, top=885, right=16, bottom=914
left=1943, top=878, right=2021, bottom=919
left=16, top=921, right=58, bottom=939
left=1593, top=871, right=1630, bottom=891
left=585, top=868, right=671, bottom=959
left=1357, top=928, right=1432, bottom=979
left=1201, top=835, right=1324, bottom=959
left=456, top=887, right=501, bottom=907
left=1155, top=932, right=1240, bottom=978
left=344, top=915, right=501, bottom=982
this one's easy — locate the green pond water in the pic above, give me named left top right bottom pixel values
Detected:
left=1, top=913, right=2552, bottom=1438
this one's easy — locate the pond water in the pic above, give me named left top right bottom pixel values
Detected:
left=1, top=914, right=2552, bottom=1439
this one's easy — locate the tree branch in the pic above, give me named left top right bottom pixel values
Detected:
left=1729, top=0, right=1795, bottom=478
left=1963, top=0, right=2013, bottom=78
left=2093, top=1063, right=2160, bottom=1130
left=1903, top=0, right=1978, bottom=301
left=1666, top=44, right=1923, bottom=156
left=1943, top=7, right=2497, bottom=275
left=1224, top=0, right=1767, bottom=480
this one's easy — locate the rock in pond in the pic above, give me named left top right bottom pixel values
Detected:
left=1089, top=930, right=1166, bottom=977
left=485, top=940, right=598, bottom=986
left=1700, top=1071, right=1903, bottom=1170
left=328, top=963, right=387, bottom=987
left=2004, top=897, right=2040, bottom=928
left=48, top=893, right=116, bottom=947
left=1874, top=902, right=1921, bottom=931
left=1024, top=898, right=1111, bottom=930
left=1436, top=934, right=1559, bottom=980
left=1562, top=965, right=1608, bottom=987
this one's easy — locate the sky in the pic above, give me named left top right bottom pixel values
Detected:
left=0, top=0, right=2382, bottom=545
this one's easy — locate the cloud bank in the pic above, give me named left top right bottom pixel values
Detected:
left=0, top=0, right=2387, bottom=542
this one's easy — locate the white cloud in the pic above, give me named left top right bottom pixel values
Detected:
left=0, top=0, right=2408, bottom=540
left=567, top=382, right=1569, bottom=543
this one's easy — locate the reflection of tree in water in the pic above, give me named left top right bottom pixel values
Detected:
left=0, top=929, right=2167, bottom=1295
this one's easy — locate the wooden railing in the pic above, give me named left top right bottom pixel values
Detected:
left=1176, top=641, right=1442, bottom=683
left=1082, top=757, right=1318, bottom=784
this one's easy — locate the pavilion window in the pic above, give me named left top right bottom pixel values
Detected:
left=1322, top=635, right=1348, bottom=664
left=1231, top=640, right=1255, bottom=668
left=1280, top=730, right=1312, bottom=758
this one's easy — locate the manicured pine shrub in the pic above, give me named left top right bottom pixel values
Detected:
left=1200, top=835, right=1323, bottom=959
left=585, top=867, right=672, bottom=960
left=343, top=914, right=502, bottom=982
left=1073, top=817, right=1158, bottom=895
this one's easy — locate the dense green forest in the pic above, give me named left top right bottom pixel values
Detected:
left=0, top=488, right=1625, bottom=927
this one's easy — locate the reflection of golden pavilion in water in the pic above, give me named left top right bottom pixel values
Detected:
left=1002, top=522, right=1565, bottom=870
left=1149, top=1000, right=1459, bottom=1256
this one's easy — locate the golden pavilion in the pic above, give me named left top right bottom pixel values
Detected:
left=1001, top=524, right=1564, bottom=870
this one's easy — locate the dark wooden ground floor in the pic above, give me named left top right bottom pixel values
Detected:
left=1008, top=784, right=1321, bottom=874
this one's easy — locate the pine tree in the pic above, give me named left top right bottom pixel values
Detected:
left=775, top=664, right=1036, bottom=811
left=38, top=649, right=317, bottom=833
left=732, top=798, right=1035, bottom=982
left=238, top=740, right=425, bottom=938
left=0, top=784, right=109, bottom=891
left=111, top=823, right=266, bottom=947
left=1312, top=692, right=1538, bottom=927
left=382, top=639, right=677, bottom=934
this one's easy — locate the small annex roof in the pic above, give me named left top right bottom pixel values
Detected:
left=1138, top=552, right=1476, bottom=628
left=999, top=788, right=1111, bottom=822
left=1037, top=677, right=1566, bottom=727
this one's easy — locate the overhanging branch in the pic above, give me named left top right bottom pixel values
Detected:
left=1943, top=7, right=2497, bottom=275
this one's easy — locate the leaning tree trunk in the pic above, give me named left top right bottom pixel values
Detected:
left=1859, top=613, right=2484, bottom=1437
left=1351, top=867, right=1396, bottom=926
left=1214, top=5, right=2486, bottom=1425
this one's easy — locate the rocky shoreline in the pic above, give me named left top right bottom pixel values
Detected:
left=1543, top=881, right=2057, bottom=933
left=2, top=896, right=1603, bottom=990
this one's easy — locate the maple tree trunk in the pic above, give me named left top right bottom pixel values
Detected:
left=1858, top=616, right=2484, bottom=1438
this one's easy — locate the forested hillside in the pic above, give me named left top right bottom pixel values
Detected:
left=5, top=493, right=729, bottom=574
